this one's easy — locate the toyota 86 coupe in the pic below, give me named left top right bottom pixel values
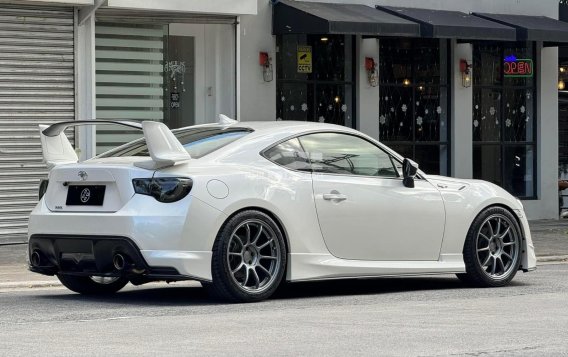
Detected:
left=28, top=115, right=536, bottom=302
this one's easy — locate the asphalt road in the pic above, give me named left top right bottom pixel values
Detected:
left=1, top=264, right=567, bottom=356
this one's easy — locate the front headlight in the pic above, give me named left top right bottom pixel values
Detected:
left=132, top=177, right=192, bottom=203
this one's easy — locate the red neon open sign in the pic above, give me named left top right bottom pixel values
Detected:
left=504, top=57, right=533, bottom=78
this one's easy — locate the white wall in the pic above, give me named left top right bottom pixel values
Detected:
left=524, top=44, right=559, bottom=219
left=356, top=37, right=380, bottom=138
left=105, top=0, right=257, bottom=15
left=239, top=0, right=276, bottom=121
left=451, top=41, right=473, bottom=179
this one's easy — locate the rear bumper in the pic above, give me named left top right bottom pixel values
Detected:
left=28, top=234, right=191, bottom=281
left=27, top=194, right=225, bottom=281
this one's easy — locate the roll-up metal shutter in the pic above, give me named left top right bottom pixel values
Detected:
left=0, top=5, right=75, bottom=244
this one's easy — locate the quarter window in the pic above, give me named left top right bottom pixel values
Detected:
left=298, top=133, right=398, bottom=177
left=263, top=138, right=310, bottom=171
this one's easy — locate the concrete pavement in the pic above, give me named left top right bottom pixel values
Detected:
left=1, top=264, right=568, bottom=356
left=1, top=219, right=568, bottom=289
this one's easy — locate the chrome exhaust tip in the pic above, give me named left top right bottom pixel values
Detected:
left=30, top=250, right=41, bottom=267
left=113, top=253, right=127, bottom=271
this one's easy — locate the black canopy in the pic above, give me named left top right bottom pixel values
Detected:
left=272, top=0, right=420, bottom=37
left=376, top=6, right=516, bottom=41
left=474, top=13, right=568, bottom=44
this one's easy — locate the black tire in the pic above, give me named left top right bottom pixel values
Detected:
left=208, top=210, right=287, bottom=303
left=57, top=274, right=129, bottom=295
left=457, top=206, right=522, bottom=287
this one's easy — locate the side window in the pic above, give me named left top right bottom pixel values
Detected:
left=263, top=138, right=311, bottom=171
left=298, top=132, right=398, bottom=177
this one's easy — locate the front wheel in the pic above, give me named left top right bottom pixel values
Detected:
left=208, top=210, right=287, bottom=302
left=457, top=207, right=522, bottom=287
left=57, top=274, right=129, bottom=295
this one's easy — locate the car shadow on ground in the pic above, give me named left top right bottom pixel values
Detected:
left=34, top=275, right=528, bottom=306
left=274, top=276, right=526, bottom=300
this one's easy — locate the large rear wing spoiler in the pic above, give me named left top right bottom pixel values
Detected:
left=39, top=120, right=191, bottom=170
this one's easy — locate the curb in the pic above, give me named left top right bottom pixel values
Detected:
left=537, top=255, right=568, bottom=263
left=0, top=281, right=61, bottom=290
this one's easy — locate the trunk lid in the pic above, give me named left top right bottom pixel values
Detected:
left=44, top=160, right=153, bottom=213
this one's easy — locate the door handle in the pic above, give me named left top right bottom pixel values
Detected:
left=323, top=193, right=347, bottom=201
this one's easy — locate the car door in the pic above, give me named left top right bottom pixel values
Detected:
left=299, top=132, right=446, bottom=261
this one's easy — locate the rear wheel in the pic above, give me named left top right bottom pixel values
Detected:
left=57, top=274, right=129, bottom=295
left=457, top=207, right=522, bottom=287
left=208, top=210, right=287, bottom=302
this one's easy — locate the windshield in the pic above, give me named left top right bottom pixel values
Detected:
left=98, top=127, right=252, bottom=159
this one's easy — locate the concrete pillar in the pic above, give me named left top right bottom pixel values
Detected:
left=356, top=36, right=380, bottom=139
left=451, top=40, right=473, bottom=179
left=523, top=43, right=559, bottom=219
left=75, top=14, right=96, bottom=160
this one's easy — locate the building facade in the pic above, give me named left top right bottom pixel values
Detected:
left=0, top=0, right=564, bottom=244
left=238, top=0, right=562, bottom=222
left=0, top=0, right=256, bottom=244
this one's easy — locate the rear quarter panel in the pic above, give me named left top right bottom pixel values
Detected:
left=159, top=157, right=328, bottom=255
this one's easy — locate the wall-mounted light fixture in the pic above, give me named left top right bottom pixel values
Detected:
left=559, top=80, right=566, bottom=91
left=364, top=57, right=379, bottom=87
left=259, top=51, right=273, bottom=82
left=459, top=59, right=472, bottom=88
left=402, top=78, right=411, bottom=86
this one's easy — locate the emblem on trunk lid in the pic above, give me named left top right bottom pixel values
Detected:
left=78, top=171, right=88, bottom=181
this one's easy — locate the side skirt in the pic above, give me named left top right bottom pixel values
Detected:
left=286, top=253, right=466, bottom=282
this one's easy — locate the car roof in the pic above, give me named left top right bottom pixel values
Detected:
left=185, top=120, right=358, bottom=137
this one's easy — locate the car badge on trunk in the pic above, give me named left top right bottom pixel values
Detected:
left=78, top=171, right=88, bottom=181
left=80, top=188, right=91, bottom=203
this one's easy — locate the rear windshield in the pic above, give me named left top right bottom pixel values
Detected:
left=98, top=127, right=252, bottom=159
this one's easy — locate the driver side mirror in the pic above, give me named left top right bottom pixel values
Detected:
left=402, top=158, right=419, bottom=188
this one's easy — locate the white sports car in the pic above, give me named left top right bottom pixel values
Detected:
left=28, top=116, right=536, bottom=302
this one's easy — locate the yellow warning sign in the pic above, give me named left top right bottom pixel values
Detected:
left=297, top=45, right=312, bottom=73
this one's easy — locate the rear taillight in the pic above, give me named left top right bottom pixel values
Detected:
left=132, top=177, right=192, bottom=203
left=39, top=179, right=49, bottom=200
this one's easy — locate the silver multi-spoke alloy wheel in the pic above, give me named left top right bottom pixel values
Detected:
left=209, top=210, right=287, bottom=302
left=458, top=207, right=522, bottom=287
left=475, top=214, right=520, bottom=280
left=227, top=219, right=281, bottom=293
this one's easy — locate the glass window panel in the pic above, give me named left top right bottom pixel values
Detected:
left=503, top=42, right=534, bottom=87
left=415, top=86, right=447, bottom=142
left=414, top=39, right=442, bottom=85
left=414, top=145, right=448, bottom=176
left=473, top=88, right=501, bottom=142
left=315, top=84, right=352, bottom=126
left=503, top=145, right=535, bottom=198
left=312, top=35, right=352, bottom=82
left=276, top=82, right=314, bottom=121
left=299, top=133, right=397, bottom=177
left=503, top=89, right=534, bottom=142
left=473, top=144, right=502, bottom=187
left=276, top=34, right=309, bottom=81
left=379, top=38, right=412, bottom=85
left=263, top=138, right=311, bottom=171
left=379, top=86, right=413, bottom=142
left=473, top=44, right=502, bottom=86
left=387, top=144, right=412, bottom=159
